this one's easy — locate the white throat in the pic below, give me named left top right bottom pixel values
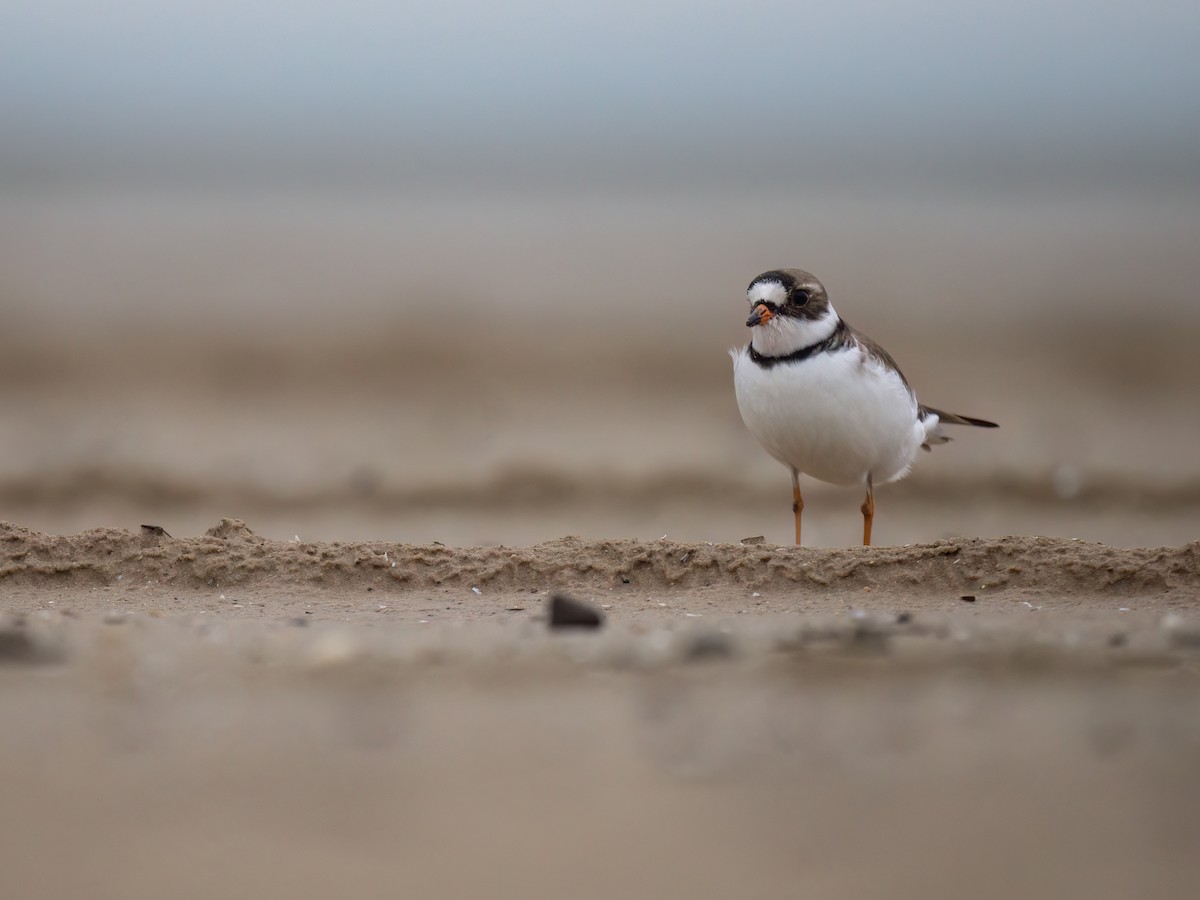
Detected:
left=749, top=304, right=841, bottom=357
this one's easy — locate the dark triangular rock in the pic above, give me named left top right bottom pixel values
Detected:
left=548, top=593, right=604, bottom=629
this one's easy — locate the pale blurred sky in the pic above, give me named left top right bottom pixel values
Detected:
left=3, top=1, right=1199, bottom=191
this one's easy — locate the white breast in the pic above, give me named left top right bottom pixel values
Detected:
left=732, top=343, right=925, bottom=486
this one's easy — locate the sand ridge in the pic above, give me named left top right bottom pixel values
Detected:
left=2, top=519, right=1197, bottom=601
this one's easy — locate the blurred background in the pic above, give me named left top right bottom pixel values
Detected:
left=2, top=0, right=1198, bottom=547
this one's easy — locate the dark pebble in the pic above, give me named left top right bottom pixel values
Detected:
left=140, top=524, right=172, bottom=538
left=896, top=612, right=913, bottom=624
left=0, top=627, right=38, bottom=663
left=289, top=617, right=310, bottom=627
left=960, top=595, right=976, bottom=603
left=0, top=622, right=63, bottom=665
left=548, top=593, right=605, bottom=629
left=1108, top=632, right=1127, bottom=648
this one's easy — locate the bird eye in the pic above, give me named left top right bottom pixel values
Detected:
left=792, top=290, right=810, bottom=306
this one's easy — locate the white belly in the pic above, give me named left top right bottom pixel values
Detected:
left=732, top=345, right=924, bottom=486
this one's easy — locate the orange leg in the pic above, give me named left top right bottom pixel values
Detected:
left=791, top=469, right=804, bottom=546
left=860, top=476, right=875, bottom=547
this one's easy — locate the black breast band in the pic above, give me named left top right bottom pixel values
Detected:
left=748, top=318, right=848, bottom=370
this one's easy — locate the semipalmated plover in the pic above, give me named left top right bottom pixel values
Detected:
left=731, top=268, right=997, bottom=546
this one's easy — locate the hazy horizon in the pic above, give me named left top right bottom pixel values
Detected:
left=4, top=1, right=1199, bottom=193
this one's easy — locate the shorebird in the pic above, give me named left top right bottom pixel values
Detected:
left=732, top=268, right=997, bottom=545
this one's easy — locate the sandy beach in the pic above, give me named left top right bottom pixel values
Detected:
left=6, top=0, right=1200, bottom=890
left=3, top=520, right=1199, bottom=899
left=2, top=190, right=1199, bottom=898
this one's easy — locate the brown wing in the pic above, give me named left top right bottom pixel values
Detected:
left=846, top=324, right=915, bottom=397
left=849, top=324, right=999, bottom=429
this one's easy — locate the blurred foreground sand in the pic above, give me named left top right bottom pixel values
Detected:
left=2, top=522, right=1200, bottom=899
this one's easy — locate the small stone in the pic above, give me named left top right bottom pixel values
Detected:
left=547, top=593, right=604, bottom=629
left=740, top=535, right=766, bottom=545
left=0, top=620, right=36, bottom=663
left=896, top=612, right=913, bottom=624
left=0, top=634, right=62, bottom=665
left=1108, top=633, right=1127, bottom=648
left=960, top=595, right=976, bottom=603
left=140, top=524, right=171, bottom=538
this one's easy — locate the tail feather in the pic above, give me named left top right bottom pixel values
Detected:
left=919, top=405, right=999, bottom=429
left=919, top=405, right=997, bottom=451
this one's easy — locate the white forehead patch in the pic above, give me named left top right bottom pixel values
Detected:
left=747, top=280, right=788, bottom=306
